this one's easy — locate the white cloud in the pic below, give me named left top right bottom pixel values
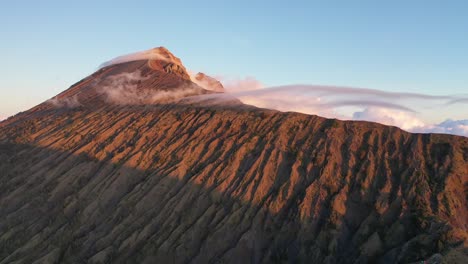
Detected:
left=219, top=76, right=264, bottom=92
left=47, top=95, right=81, bottom=108
left=192, top=84, right=468, bottom=137
left=412, top=119, right=468, bottom=137
left=100, top=47, right=180, bottom=68
left=352, top=107, right=425, bottom=131
left=347, top=107, right=468, bottom=137
left=98, top=70, right=206, bottom=105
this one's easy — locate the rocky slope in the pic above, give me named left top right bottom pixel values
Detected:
left=192, top=72, right=225, bottom=92
left=0, top=48, right=467, bottom=264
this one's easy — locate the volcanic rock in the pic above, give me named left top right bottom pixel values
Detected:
left=0, top=47, right=466, bottom=264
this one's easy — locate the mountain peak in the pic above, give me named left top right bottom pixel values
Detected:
left=192, top=72, right=225, bottom=92
left=100, top=46, right=184, bottom=72
left=118, top=46, right=191, bottom=80
left=147, top=46, right=184, bottom=66
left=38, top=47, right=228, bottom=108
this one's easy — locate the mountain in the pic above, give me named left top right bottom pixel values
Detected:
left=0, top=47, right=467, bottom=264
left=192, top=72, right=225, bottom=92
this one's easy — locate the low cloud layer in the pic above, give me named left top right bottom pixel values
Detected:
left=352, top=107, right=425, bottom=130
left=98, top=70, right=205, bottom=105
left=46, top=70, right=208, bottom=107
left=203, top=83, right=468, bottom=137
left=47, top=95, right=82, bottom=108
left=218, top=76, right=264, bottom=92
left=413, top=119, right=468, bottom=136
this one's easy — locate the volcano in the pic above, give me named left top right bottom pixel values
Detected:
left=0, top=47, right=467, bottom=264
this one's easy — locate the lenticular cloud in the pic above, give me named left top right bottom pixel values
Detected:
left=209, top=83, right=468, bottom=137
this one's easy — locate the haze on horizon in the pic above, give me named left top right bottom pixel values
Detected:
left=1, top=1, right=467, bottom=135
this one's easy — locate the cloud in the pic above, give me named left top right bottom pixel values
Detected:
left=191, top=84, right=468, bottom=136
left=412, top=119, right=468, bottom=137
left=47, top=95, right=81, bottom=108
left=100, top=47, right=179, bottom=68
left=446, top=98, right=468, bottom=105
left=219, top=85, right=443, bottom=117
left=98, top=70, right=206, bottom=105
left=218, top=76, right=264, bottom=92
left=352, top=107, right=425, bottom=130
left=352, top=108, right=468, bottom=136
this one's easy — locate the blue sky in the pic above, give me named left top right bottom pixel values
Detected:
left=1, top=0, right=467, bottom=119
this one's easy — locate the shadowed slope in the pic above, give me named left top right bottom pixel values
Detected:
left=0, top=103, right=467, bottom=263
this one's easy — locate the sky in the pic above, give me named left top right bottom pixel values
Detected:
left=1, top=1, right=467, bottom=125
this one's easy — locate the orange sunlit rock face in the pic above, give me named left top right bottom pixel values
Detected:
left=0, top=47, right=466, bottom=263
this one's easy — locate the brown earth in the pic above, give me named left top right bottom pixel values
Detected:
left=0, top=48, right=467, bottom=264
left=193, top=72, right=225, bottom=92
